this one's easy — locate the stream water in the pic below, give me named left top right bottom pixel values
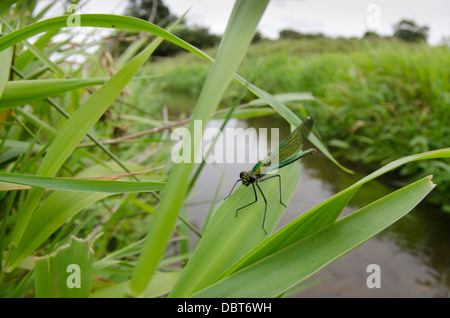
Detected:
left=185, top=117, right=450, bottom=298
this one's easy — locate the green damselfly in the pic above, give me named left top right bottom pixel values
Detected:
left=225, top=116, right=317, bottom=234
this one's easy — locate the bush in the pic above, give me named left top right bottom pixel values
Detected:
left=393, top=19, right=429, bottom=42
left=279, top=29, right=325, bottom=40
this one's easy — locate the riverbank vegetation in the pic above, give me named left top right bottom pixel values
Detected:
left=146, top=37, right=450, bottom=212
left=0, top=0, right=448, bottom=298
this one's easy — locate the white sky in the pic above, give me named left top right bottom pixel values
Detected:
left=44, top=0, right=450, bottom=45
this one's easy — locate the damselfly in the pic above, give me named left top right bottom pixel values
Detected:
left=225, top=116, right=317, bottom=234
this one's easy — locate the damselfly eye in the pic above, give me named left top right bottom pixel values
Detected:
left=239, top=172, right=245, bottom=179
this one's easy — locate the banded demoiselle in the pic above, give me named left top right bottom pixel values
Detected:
left=225, top=116, right=317, bottom=234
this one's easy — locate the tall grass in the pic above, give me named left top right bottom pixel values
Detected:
left=0, top=1, right=448, bottom=298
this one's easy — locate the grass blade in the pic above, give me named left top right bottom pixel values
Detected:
left=9, top=17, right=167, bottom=250
left=169, top=164, right=300, bottom=297
left=5, top=191, right=111, bottom=272
left=14, top=28, right=60, bottom=71
left=220, top=148, right=450, bottom=278
left=128, top=0, right=270, bottom=296
left=0, top=14, right=195, bottom=53
left=34, top=236, right=94, bottom=298
left=0, top=47, right=13, bottom=97
left=0, top=78, right=107, bottom=109
left=0, top=172, right=165, bottom=193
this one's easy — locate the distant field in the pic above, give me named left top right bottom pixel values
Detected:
left=143, top=38, right=450, bottom=211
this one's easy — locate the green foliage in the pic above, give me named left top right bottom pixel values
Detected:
left=279, top=29, right=325, bottom=40
left=155, top=25, right=221, bottom=57
left=125, top=0, right=177, bottom=25
left=113, top=0, right=221, bottom=57
left=363, top=31, right=380, bottom=39
left=0, top=0, right=448, bottom=299
left=393, top=19, right=429, bottom=42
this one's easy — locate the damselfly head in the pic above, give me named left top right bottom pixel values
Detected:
left=239, top=171, right=256, bottom=186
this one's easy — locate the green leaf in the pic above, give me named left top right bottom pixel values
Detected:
left=243, top=92, right=316, bottom=106
left=0, top=78, right=107, bottom=109
left=192, top=176, right=435, bottom=297
left=233, top=73, right=352, bottom=174
left=90, top=272, right=181, bottom=298
left=34, top=236, right=95, bottom=298
left=0, top=0, right=17, bottom=15
left=169, top=164, right=300, bottom=297
left=128, top=0, right=270, bottom=296
left=0, top=46, right=13, bottom=98
left=0, top=14, right=196, bottom=54
left=0, top=182, right=29, bottom=191
left=212, top=107, right=276, bottom=119
left=10, top=18, right=167, bottom=247
left=0, top=172, right=165, bottom=193
left=5, top=191, right=111, bottom=272
left=219, top=148, right=450, bottom=278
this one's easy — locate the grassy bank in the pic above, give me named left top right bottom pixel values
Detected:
left=144, top=38, right=450, bottom=211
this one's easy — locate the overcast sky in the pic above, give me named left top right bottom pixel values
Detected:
left=164, top=0, right=450, bottom=44
left=59, top=0, right=450, bottom=45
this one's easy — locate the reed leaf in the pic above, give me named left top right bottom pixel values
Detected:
left=192, top=176, right=435, bottom=297
left=128, top=0, right=270, bottom=296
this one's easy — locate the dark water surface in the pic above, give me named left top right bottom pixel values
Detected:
left=186, top=118, right=450, bottom=298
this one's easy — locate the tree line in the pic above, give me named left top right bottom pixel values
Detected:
left=112, top=0, right=431, bottom=57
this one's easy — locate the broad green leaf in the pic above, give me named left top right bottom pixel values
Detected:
left=10, top=19, right=168, bottom=247
left=5, top=191, right=111, bottom=272
left=0, top=46, right=13, bottom=98
left=129, top=0, right=270, bottom=296
left=212, top=107, right=276, bottom=119
left=0, top=172, right=165, bottom=193
left=0, top=78, right=107, bottom=109
left=192, top=176, right=435, bottom=297
left=220, top=148, right=450, bottom=278
left=0, top=14, right=195, bottom=54
left=0, top=182, right=29, bottom=191
left=169, top=164, right=300, bottom=297
left=35, top=236, right=94, bottom=298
